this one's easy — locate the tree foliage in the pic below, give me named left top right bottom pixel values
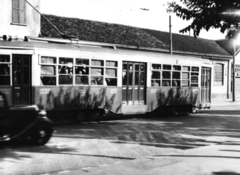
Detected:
left=167, top=0, right=240, bottom=38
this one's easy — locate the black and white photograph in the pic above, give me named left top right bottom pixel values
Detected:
left=1, top=0, right=240, bottom=174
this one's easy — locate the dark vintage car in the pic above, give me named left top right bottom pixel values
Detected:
left=0, top=92, right=54, bottom=145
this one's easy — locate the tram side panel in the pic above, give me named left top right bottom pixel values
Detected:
left=33, top=86, right=122, bottom=114
left=147, top=87, right=200, bottom=113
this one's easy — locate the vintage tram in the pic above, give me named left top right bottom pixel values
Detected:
left=0, top=36, right=212, bottom=120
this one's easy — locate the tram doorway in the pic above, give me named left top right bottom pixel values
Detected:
left=122, top=62, right=146, bottom=106
left=12, top=55, right=32, bottom=105
left=201, top=67, right=211, bottom=106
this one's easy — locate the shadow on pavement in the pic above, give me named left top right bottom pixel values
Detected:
left=52, top=109, right=240, bottom=150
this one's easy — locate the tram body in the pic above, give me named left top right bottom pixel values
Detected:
left=0, top=39, right=212, bottom=118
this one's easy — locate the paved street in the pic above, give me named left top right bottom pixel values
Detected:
left=1, top=103, right=240, bottom=175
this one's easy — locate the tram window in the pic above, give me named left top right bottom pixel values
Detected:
left=191, top=72, right=199, bottom=86
left=135, top=64, right=139, bottom=71
left=106, top=61, right=117, bottom=67
left=151, top=80, right=160, bottom=87
left=162, top=71, right=171, bottom=86
left=162, top=71, right=171, bottom=79
left=105, top=78, right=117, bottom=86
left=92, top=59, right=103, bottom=66
left=173, top=65, right=181, bottom=71
left=162, top=80, right=170, bottom=86
left=172, top=80, right=180, bottom=87
left=163, top=64, right=171, bottom=70
left=0, top=64, right=10, bottom=75
left=152, top=71, right=160, bottom=79
left=76, top=58, right=89, bottom=65
left=172, top=72, right=180, bottom=79
left=140, top=72, right=145, bottom=85
left=91, top=77, right=103, bottom=85
left=41, top=77, right=56, bottom=86
left=41, top=66, right=56, bottom=86
left=0, top=64, right=10, bottom=85
left=182, top=72, right=190, bottom=87
left=41, top=56, right=56, bottom=64
left=59, top=75, right=73, bottom=85
left=182, top=72, right=189, bottom=79
left=172, top=72, right=180, bottom=87
left=183, top=66, right=190, bottom=71
left=122, top=71, right=127, bottom=85
left=152, top=64, right=161, bottom=69
left=181, top=80, right=189, bottom=87
left=75, top=76, right=88, bottom=85
left=58, top=66, right=73, bottom=74
left=123, top=63, right=127, bottom=71
left=106, top=68, right=117, bottom=77
left=41, top=66, right=55, bottom=75
left=91, top=68, right=103, bottom=76
left=192, top=67, right=199, bottom=72
left=59, top=57, right=73, bottom=65
left=0, top=55, right=10, bottom=62
left=75, top=67, right=89, bottom=75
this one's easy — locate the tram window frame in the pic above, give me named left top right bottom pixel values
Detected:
left=151, top=64, right=161, bottom=87
left=182, top=66, right=190, bottom=87
left=172, top=65, right=181, bottom=87
left=58, top=57, right=73, bottom=85
left=75, top=58, right=89, bottom=85
left=162, top=64, right=171, bottom=87
left=0, top=55, right=11, bottom=86
left=150, top=63, right=200, bottom=88
left=40, top=56, right=57, bottom=86
left=190, top=66, right=199, bottom=87
left=105, top=60, right=118, bottom=86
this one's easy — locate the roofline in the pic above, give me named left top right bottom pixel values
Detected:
left=12, top=36, right=232, bottom=60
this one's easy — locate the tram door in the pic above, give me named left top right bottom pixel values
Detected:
left=122, top=62, right=146, bottom=105
left=201, top=67, right=211, bottom=103
left=12, top=55, right=31, bottom=105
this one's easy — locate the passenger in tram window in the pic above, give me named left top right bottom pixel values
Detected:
left=59, top=65, right=67, bottom=74
left=173, top=80, right=178, bottom=87
left=151, top=80, right=159, bottom=87
left=163, top=81, right=170, bottom=86
left=91, top=78, right=97, bottom=85
left=0, top=65, right=9, bottom=75
left=122, top=72, right=127, bottom=85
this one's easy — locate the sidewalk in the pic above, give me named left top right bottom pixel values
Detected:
left=210, top=98, right=240, bottom=110
left=84, top=144, right=240, bottom=175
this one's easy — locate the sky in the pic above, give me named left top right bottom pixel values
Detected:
left=40, top=0, right=226, bottom=40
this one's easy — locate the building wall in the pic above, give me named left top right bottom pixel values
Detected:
left=211, top=60, right=229, bottom=99
left=0, top=0, right=40, bottom=39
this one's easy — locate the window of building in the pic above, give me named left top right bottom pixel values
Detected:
left=0, top=55, right=11, bottom=86
left=214, top=63, right=224, bottom=85
left=12, top=0, right=26, bottom=25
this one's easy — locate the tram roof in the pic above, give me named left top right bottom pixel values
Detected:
left=40, top=14, right=232, bottom=59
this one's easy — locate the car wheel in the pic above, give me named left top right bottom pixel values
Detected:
left=31, top=125, right=52, bottom=146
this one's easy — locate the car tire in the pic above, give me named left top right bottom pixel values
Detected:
left=31, top=125, right=52, bottom=146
